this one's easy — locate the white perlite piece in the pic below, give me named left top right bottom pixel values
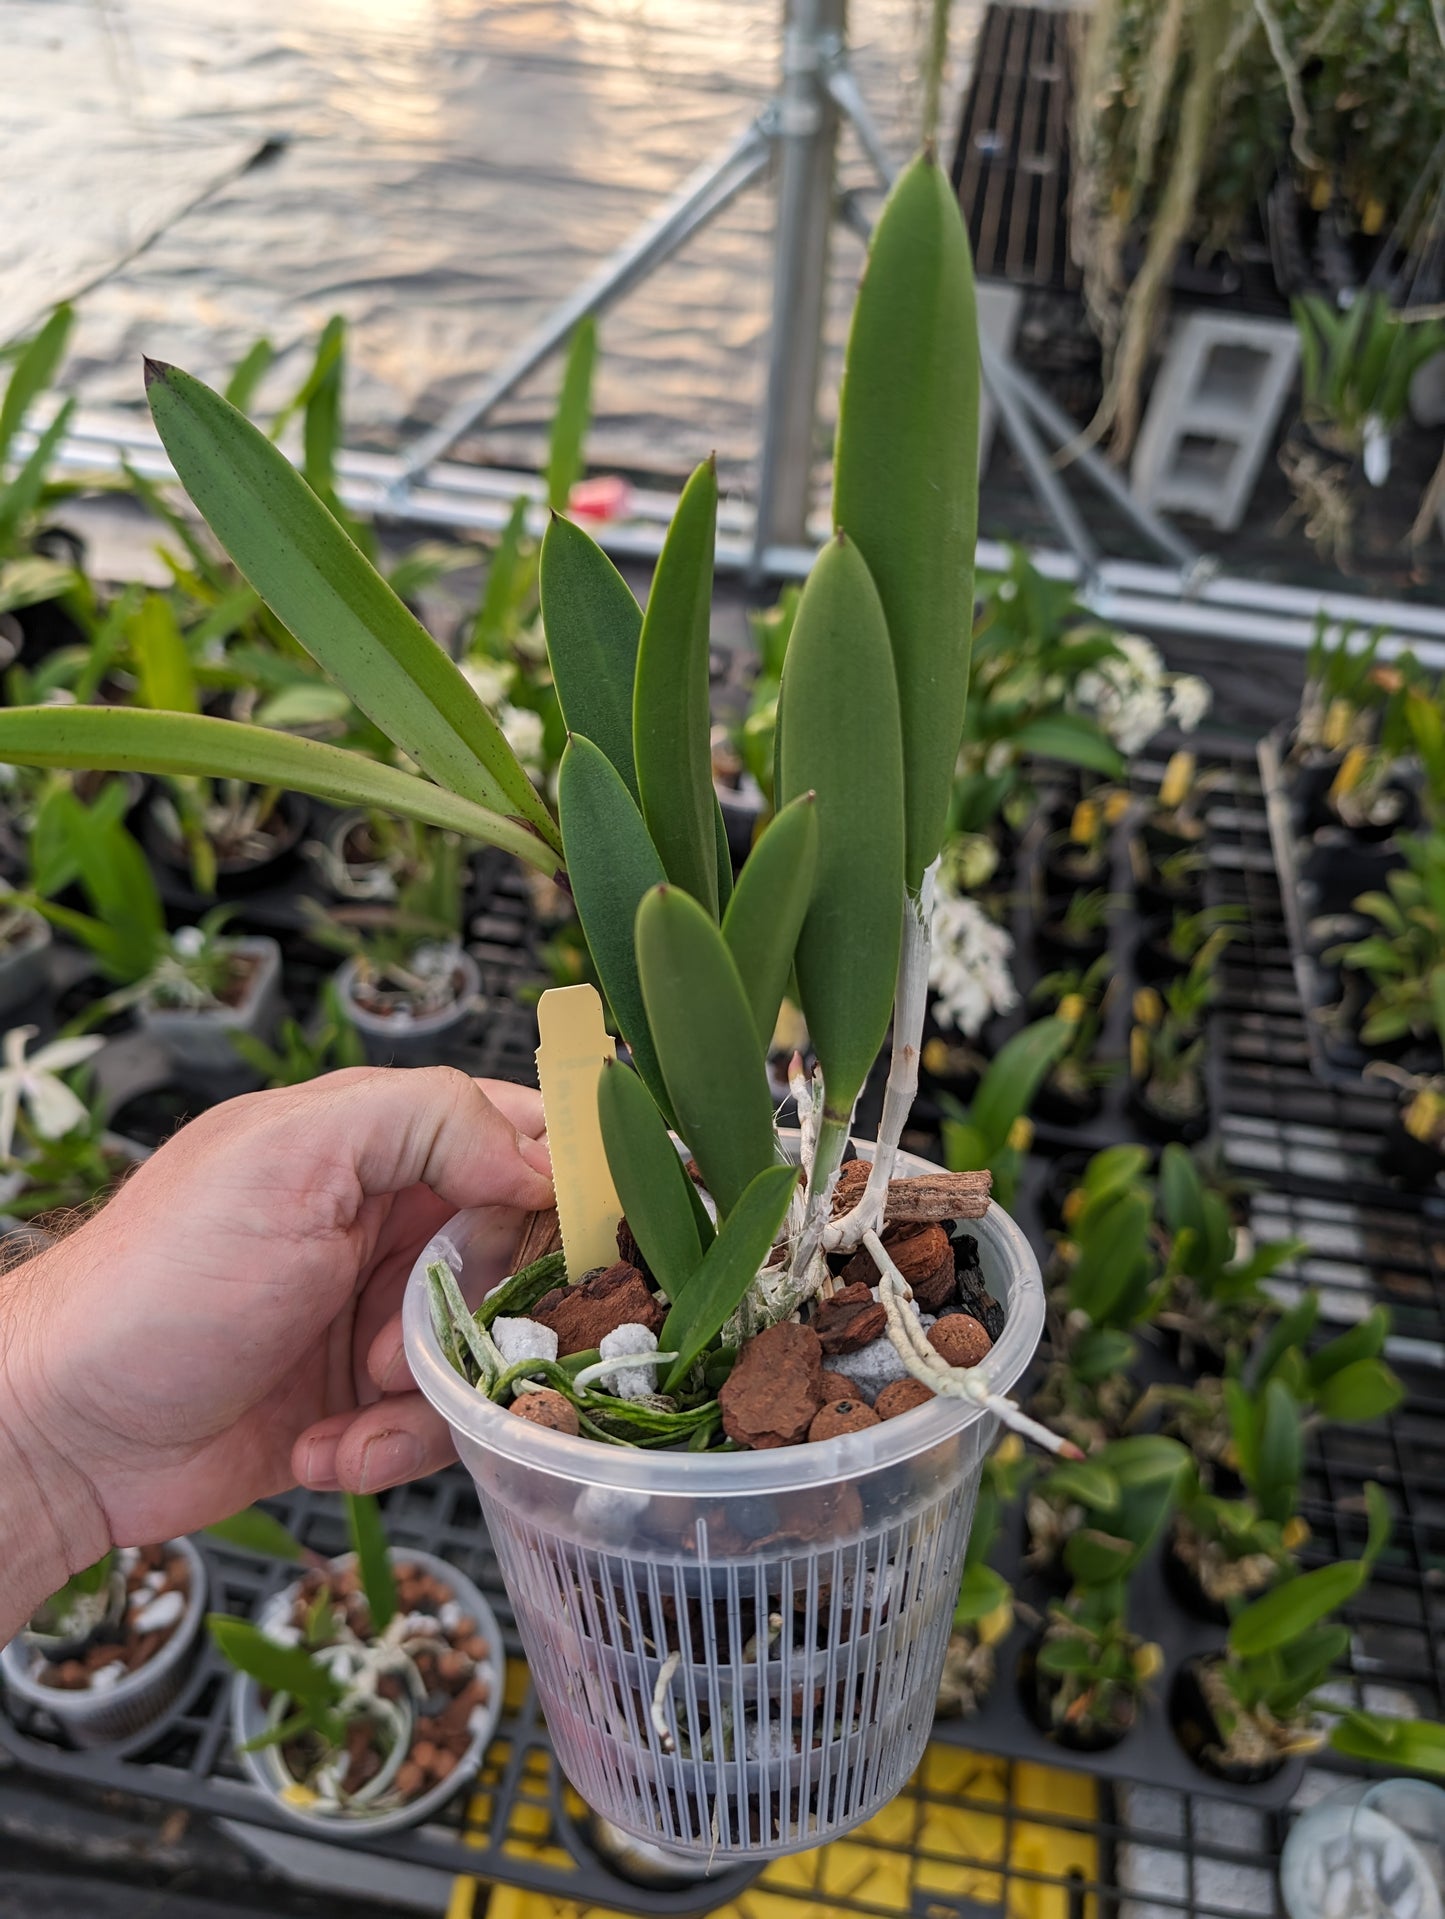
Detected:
left=132, top=1590, right=185, bottom=1634
left=597, top=1323, right=660, bottom=1399
left=492, top=1317, right=558, bottom=1367
left=87, top=1661, right=127, bottom=1693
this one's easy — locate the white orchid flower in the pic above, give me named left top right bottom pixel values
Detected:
left=0, top=1026, right=107, bottom=1162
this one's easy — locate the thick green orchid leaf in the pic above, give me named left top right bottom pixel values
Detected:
left=597, top=1060, right=710, bottom=1305
left=722, top=791, right=818, bottom=1051
left=539, top=513, right=642, bottom=801
left=633, top=458, right=719, bottom=915
left=833, top=150, right=979, bottom=893
left=0, top=705, right=559, bottom=872
left=777, top=535, right=904, bottom=1120
left=661, top=1162, right=797, bottom=1390
left=144, top=361, right=560, bottom=855
left=556, top=735, right=672, bottom=1118
left=635, top=883, right=777, bottom=1217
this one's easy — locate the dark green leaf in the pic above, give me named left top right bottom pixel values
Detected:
left=0, top=706, right=559, bottom=871
left=777, top=534, right=904, bottom=1119
left=660, top=1162, right=797, bottom=1388
left=539, top=514, right=642, bottom=800
left=598, top=1059, right=708, bottom=1304
left=635, top=883, right=777, bottom=1217
left=721, top=791, right=818, bottom=1050
left=633, top=458, right=719, bottom=913
left=556, top=735, right=671, bottom=1118
left=832, top=152, right=979, bottom=891
left=144, top=362, right=559, bottom=852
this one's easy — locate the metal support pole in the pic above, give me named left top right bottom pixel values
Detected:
left=384, top=116, right=776, bottom=508
left=751, top=0, right=847, bottom=567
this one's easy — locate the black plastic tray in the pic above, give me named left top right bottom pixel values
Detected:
left=930, top=1507, right=1303, bottom=1809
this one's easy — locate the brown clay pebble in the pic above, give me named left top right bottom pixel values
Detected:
left=928, top=1314, right=993, bottom=1368
left=812, top=1282, right=887, bottom=1356
left=818, top=1370, right=855, bottom=1401
left=432, top=1748, right=458, bottom=1779
left=808, top=1399, right=882, bottom=1442
left=719, top=1321, right=824, bottom=1448
left=413, top=1739, right=439, bottom=1772
left=531, top=1262, right=666, bottom=1355
left=84, top=1642, right=126, bottom=1672
left=127, top=1632, right=165, bottom=1671
left=874, top=1378, right=937, bottom=1419
left=510, top=1389, right=581, bottom=1435
left=889, top=1226, right=958, bottom=1310
left=45, top=1660, right=89, bottom=1690
left=396, top=1760, right=425, bottom=1799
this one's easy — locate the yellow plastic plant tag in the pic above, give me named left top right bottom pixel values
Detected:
left=535, top=984, right=623, bottom=1284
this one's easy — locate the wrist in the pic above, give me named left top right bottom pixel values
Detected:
left=0, top=1238, right=111, bottom=1642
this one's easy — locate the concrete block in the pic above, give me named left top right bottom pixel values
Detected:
left=1132, top=312, right=1300, bottom=531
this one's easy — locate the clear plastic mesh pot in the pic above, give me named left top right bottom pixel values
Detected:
left=402, top=1145, right=1043, bottom=1859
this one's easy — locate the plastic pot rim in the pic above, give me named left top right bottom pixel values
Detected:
left=402, top=1134, right=1045, bottom=1499
left=230, top=1545, right=504, bottom=1838
left=1, top=1534, right=207, bottom=1726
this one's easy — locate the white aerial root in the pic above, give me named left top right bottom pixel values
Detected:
left=651, top=1650, right=682, bottom=1754
left=827, top=864, right=938, bottom=1256
left=862, top=1229, right=1083, bottom=1459
left=571, top=1352, right=679, bottom=1392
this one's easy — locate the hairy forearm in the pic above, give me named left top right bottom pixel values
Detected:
left=0, top=1240, right=111, bottom=1644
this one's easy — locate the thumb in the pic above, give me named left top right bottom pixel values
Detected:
left=301, top=1066, right=555, bottom=1212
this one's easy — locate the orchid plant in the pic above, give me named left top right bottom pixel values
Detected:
left=0, top=154, right=1060, bottom=1450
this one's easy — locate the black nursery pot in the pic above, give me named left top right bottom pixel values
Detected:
left=10, top=527, right=88, bottom=667
left=1034, top=918, right=1109, bottom=971
left=1379, top=1109, right=1445, bottom=1192
left=1160, top=1523, right=1231, bottom=1628
left=143, top=791, right=310, bottom=903
left=1298, top=834, right=1400, bottom=920
left=1018, top=1640, right=1136, bottom=1754
left=1170, top=1657, right=1285, bottom=1785
left=1040, top=847, right=1109, bottom=907
left=1326, top=782, right=1421, bottom=847
left=1039, top=1152, right=1094, bottom=1234
left=1032, top=1072, right=1104, bottom=1130
left=1133, top=921, right=1190, bottom=986
left=1282, top=750, right=1346, bottom=838
left=1127, top=1079, right=1208, bottom=1146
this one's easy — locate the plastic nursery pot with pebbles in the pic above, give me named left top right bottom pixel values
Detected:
left=336, top=948, right=483, bottom=1066
left=229, top=1548, right=503, bottom=1838
left=0, top=1536, right=206, bottom=1747
left=402, top=1142, right=1044, bottom=1863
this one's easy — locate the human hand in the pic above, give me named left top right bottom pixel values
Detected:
left=0, top=1067, right=552, bottom=1635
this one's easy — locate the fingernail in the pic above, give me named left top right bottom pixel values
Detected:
left=302, top=1435, right=341, bottom=1490
left=378, top=1346, right=411, bottom=1394
left=358, top=1429, right=426, bottom=1493
left=520, top=1133, right=553, bottom=1177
